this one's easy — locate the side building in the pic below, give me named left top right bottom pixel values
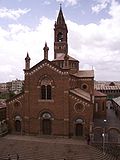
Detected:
left=94, top=90, right=107, bottom=119
left=95, top=81, right=120, bottom=99
left=0, top=100, right=7, bottom=135
left=112, top=97, right=120, bottom=119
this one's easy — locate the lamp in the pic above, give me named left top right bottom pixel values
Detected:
left=102, top=119, right=107, bottom=154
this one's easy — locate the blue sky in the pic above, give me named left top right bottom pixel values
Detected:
left=0, top=0, right=120, bottom=82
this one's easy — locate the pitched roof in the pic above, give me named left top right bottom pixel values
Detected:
left=70, top=88, right=91, bottom=101
left=6, top=92, right=24, bottom=103
left=53, top=54, right=78, bottom=61
left=94, top=90, right=107, bottom=97
left=95, top=83, right=120, bottom=90
left=26, top=59, right=63, bottom=73
left=112, top=96, right=120, bottom=106
left=71, top=70, right=94, bottom=78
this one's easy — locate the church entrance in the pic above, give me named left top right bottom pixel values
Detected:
left=75, top=123, right=83, bottom=136
left=15, top=120, right=21, bottom=132
left=42, top=119, right=51, bottom=135
left=41, top=112, right=52, bottom=135
left=75, top=118, right=84, bottom=136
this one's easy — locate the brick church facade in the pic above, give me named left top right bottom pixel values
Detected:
left=6, top=7, right=106, bottom=137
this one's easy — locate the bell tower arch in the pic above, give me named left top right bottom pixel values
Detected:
left=54, top=5, right=68, bottom=59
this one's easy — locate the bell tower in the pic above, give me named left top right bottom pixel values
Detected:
left=54, top=5, right=68, bottom=59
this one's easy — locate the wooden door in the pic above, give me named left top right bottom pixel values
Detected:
left=43, top=119, right=51, bottom=135
left=75, top=123, right=83, bottom=136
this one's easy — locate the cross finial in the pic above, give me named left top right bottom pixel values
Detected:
left=60, top=3, right=62, bottom=10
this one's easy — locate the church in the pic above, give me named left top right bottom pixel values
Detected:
left=6, top=7, right=106, bottom=137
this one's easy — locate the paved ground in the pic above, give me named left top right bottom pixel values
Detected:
left=0, top=135, right=116, bottom=160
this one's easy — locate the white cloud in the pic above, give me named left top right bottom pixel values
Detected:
left=68, top=0, right=120, bottom=80
left=0, top=65, right=12, bottom=73
left=0, top=0, right=120, bottom=82
left=0, top=7, right=31, bottom=20
left=44, top=1, right=51, bottom=5
left=56, top=0, right=79, bottom=6
left=0, top=17, right=54, bottom=82
left=92, top=0, right=111, bottom=13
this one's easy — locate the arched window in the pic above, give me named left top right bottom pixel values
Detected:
left=47, top=85, right=51, bottom=99
left=41, top=85, right=52, bottom=100
left=41, top=85, right=46, bottom=99
left=57, top=32, right=63, bottom=42
left=39, top=76, right=54, bottom=100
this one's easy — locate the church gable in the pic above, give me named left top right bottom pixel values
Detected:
left=24, top=59, right=69, bottom=77
left=24, top=59, right=70, bottom=102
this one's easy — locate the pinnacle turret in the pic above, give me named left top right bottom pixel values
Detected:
left=43, top=42, right=49, bottom=60
left=25, top=52, right=30, bottom=70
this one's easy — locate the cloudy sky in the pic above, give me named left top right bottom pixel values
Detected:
left=0, top=0, right=120, bottom=82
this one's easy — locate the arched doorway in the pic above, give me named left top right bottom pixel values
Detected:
left=43, top=119, right=51, bottom=135
left=15, top=120, right=21, bottom=132
left=93, top=127, right=103, bottom=142
left=42, top=112, right=52, bottom=135
left=75, top=118, right=84, bottom=136
left=14, top=115, right=22, bottom=132
left=76, top=123, right=83, bottom=136
left=107, top=128, right=120, bottom=143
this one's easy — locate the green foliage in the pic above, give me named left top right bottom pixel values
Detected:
left=0, top=91, right=16, bottom=99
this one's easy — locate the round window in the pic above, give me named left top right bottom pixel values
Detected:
left=74, top=103, right=85, bottom=112
left=81, top=84, right=88, bottom=90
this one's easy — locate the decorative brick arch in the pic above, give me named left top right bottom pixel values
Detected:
left=38, top=74, right=55, bottom=87
left=73, top=116, right=85, bottom=123
left=12, top=100, right=22, bottom=113
left=12, top=100, right=22, bottom=120
left=38, top=109, right=54, bottom=120
left=106, top=127, right=120, bottom=143
left=106, top=127, right=120, bottom=134
left=38, top=75, right=55, bottom=100
left=93, top=127, right=103, bottom=132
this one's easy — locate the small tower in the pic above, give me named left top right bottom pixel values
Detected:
left=43, top=42, right=49, bottom=60
left=54, top=5, right=68, bottom=59
left=25, top=52, right=30, bottom=70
